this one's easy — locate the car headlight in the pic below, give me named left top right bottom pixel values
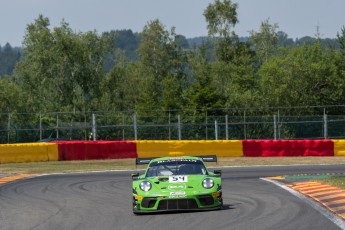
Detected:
left=202, top=178, right=214, bottom=189
left=139, top=181, right=152, bottom=192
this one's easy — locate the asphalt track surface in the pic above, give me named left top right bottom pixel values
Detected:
left=1, top=165, right=345, bottom=230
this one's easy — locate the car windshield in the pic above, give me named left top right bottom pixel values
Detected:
left=145, top=159, right=207, bottom=177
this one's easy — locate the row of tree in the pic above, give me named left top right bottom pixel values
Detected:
left=0, top=44, right=21, bottom=77
left=1, top=0, right=345, bottom=117
left=1, top=30, right=342, bottom=77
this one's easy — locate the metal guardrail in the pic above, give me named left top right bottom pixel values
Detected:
left=1, top=107, right=345, bottom=143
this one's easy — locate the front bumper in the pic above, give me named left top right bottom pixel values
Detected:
left=133, top=192, right=223, bottom=214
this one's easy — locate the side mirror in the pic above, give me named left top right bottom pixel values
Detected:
left=131, top=173, right=139, bottom=180
left=214, top=170, right=222, bottom=176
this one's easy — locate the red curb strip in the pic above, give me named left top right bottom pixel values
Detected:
left=288, top=182, right=345, bottom=220
left=314, top=191, right=344, bottom=199
left=308, top=188, right=341, bottom=194
left=329, top=202, right=345, bottom=209
left=297, top=185, right=333, bottom=192
left=262, top=178, right=345, bottom=229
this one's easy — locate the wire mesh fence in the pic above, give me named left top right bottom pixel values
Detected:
left=2, top=106, right=345, bottom=143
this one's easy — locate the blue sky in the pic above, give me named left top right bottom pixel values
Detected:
left=1, top=0, right=345, bottom=46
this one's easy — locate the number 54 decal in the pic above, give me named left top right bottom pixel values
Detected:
left=169, top=175, right=188, bottom=183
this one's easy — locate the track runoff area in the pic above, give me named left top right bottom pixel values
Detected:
left=0, top=165, right=345, bottom=229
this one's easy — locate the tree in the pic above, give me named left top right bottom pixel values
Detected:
left=107, top=29, right=140, bottom=60
left=335, top=26, right=345, bottom=109
left=250, top=18, right=279, bottom=64
left=14, top=15, right=115, bottom=112
left=314, top=24, right=324, bottom=40
left=174, top=35, right=189, bottom=49
left=220, top=42, right=257, bottom=108
left=295, top=36, right=316, bottom=46
left=204, top=0, right=238, bottom=38
left=185, top=44, right=225, bottom=113
left=136, top=19, right=187, bottom=111
left=204, top=0, right=239, bottom=62
left=101, top=50, right=140, bottom=110
left=277, top=31, right=294, bottom=47
left=337, top=26, right=345, bottom=54
left=0, top=43, right=21, bottom=77
left=0, top=76, right=24, bottom=112
left=257, top=44, right=345, bottom=108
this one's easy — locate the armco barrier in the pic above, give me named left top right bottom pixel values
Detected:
left=57, top=141, right=137, bottom=161
left=242, top=140, right=334, bottom=157
left=0, top=143, right=58, bottom=163
left=136, top=140, right=243, bottom=158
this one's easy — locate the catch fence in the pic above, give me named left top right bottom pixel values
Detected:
left=1, top=106, right=345, bottom=143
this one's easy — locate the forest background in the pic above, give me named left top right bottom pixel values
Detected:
left=1, top=0, right=345, bottom=119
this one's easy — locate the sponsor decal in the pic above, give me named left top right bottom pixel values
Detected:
left=168, top=184, right=186, bottom=191
left=169, top=158, right=184, bottom=161
left=156, top=159, right=198, bottom=164
left=169, top=191, right=186, bottom=198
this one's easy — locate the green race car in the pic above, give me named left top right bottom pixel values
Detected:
left=132, top=155, right=222, bottom=213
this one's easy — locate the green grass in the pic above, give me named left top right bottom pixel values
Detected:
left=314, top=177, right=345, bottom=190
left=1, top=157, right=345, bottom=174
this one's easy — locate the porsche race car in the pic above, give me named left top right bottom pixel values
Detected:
left=132, top=155, right=222, bottom=213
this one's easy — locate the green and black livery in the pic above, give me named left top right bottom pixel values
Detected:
left=132, top=155, right=222, bottom=213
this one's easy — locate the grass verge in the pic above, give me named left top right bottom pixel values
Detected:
left=314, top=177, right=345, bottom=190
left=1, top=157, right=345, bottom=174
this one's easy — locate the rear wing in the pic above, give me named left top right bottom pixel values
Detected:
left=197, top=155, right=217, bottom=163
left=135, top=155, right=217, bottom=165
left=135, top=158, right=156, bottom=165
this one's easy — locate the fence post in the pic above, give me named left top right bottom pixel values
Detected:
left=273, top=114, right=277, bottom=140
left=56, top=113, right=59, bottom=139
left=7, top=113, right=11, bottom=144
left=323, top=108, right=328, bottom=139
left=92, top=113, right=97, bottom=141
left=205, top=110, right=208, bottom=140
left=244, top=111, right=247, bottom=140
left=133, top=113, right=138, bottom=140
left=215, top=120, right=218, bottom=140
left=178, top=114, right=182, bottom=140
left=277, top=109, right=280, bottom=139
left=169, top=112, right=171, bottom=140
left=122, top=113, right=125, bottom=140
left=225, top=115, right=229, bottom=140
left=39, top=112, right=42, bottom=140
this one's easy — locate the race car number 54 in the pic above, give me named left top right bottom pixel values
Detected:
left=169, top=175, right=188, bottom=183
